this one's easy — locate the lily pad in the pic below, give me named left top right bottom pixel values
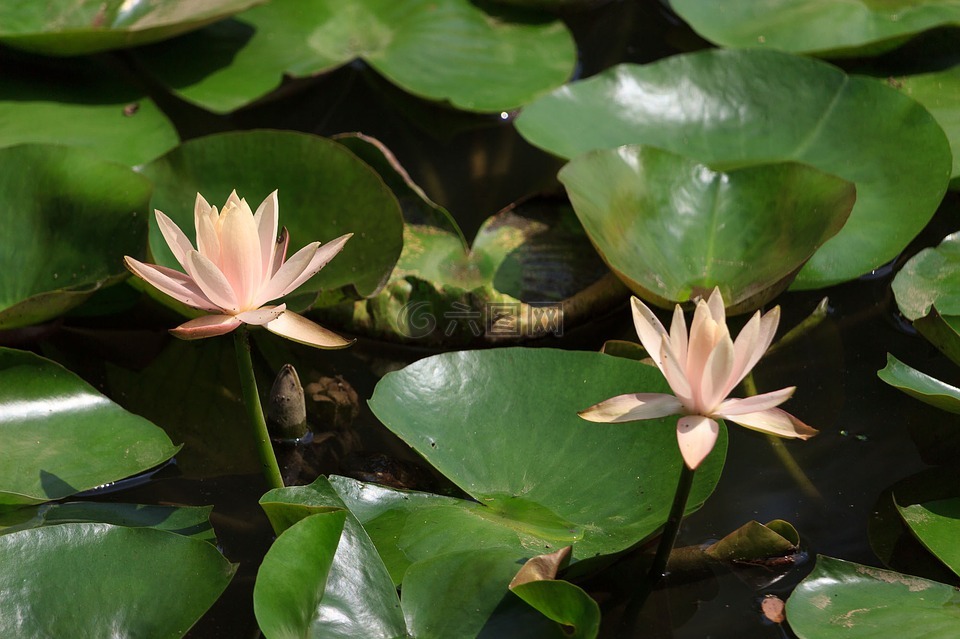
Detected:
left=899, top=498, right=960, bottom=579
left=895, top=66, right=960, bottom=186
left=704, top=519, right=799, bottom=562
left=0, top=523, right=235, bottom=638
left=0, top=53, right=178, bottom=165
left=367, top=348, right=727, bottom=559
left=0, top=0, right=265, bottom=56
left=0, top=348, right=179, bottom=507
left=0, top=144, right=152, bottom=329
left=669, top=0, right=960, bottom=56
left=134, top=0, right=576, bottom=113
left=878, top=353, right=960, bottom=414
left=515, top=49, right=952, bottom=289
left=893, top=231, right=960, bottom=320
left=509, top=548, right=601, bottom=639
left=0, top=502, right=216, bottom=544
left=137, top=130, right=404, bottom=304
left=559, top=146, right=855, bottom=310
left=787, top=555, right=960, bottom=638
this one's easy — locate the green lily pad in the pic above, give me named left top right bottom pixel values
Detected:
left=0, top=502, right=216, bottom=544
left=0, top=0, right=265, bottom=56
left=0, top=144, right=152, bottom=329
left=137, top=130, right=404, bottom=304
left=899, top=498, right=960, bottom=579
left=893, top=231, right=960, bottom=320
left=515, top=49, right=952, bottom=290
left=878, top=353, right=960, bottom=414
left=0, top=523, right=235, bottom=638
left=0, top=348, right=179, bottom=507
left=913, top=311, right=960, bottom=366
left=895, top=66, right=960, bottom=186
left=0, top=53, right=178, bottom=165
left=559, top=146, right=855, bottom=310
left=669, top=0, right=960, bottom=56
left=704, top=519, right=799, bottom=562
left=509, top=548, right=600, bottom=639
left=368, top=348, right=727, bottom=559
left=786, top=555, right=960, bottom=638
left=134, top=0, right=576, bottom=113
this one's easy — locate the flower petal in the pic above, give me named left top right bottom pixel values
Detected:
left=236, top=304, right=286, bottom=326
left=685, top=298, right=716, bottom=394
left=669, top=303, right=688, bottom=363
left=725, top=407, right=818, bottom=439
left=726, top=306, right=781, bottom=396
left=169, top=314, right=242, bottom=340
left=631, top=296, right=670, bottom=374
left=715, top=387, right=795, bottom=417
left=265, top=310, right=355, bottom=349
left=123, top=256, right=220, bottom=312
left=154, top=210, right=194, bottom=271
left=677, top=414, right=720, bottom=470
left=255, top=234, right=352, bottom=306
left=254, top=190, right=279, bottom=281
left=706, top=287, right=726, bottom=327
left=184, top=250, right=239, bottom=312
left=271, top=227, right=289, bottom=276
left=699, top=333, right=735, bottom=412
left=218, top=199, right=263, bottom=309
left=578, top=393, right=683, bottom=423
left=659, top=335, right=694, bottom=407
left=195, top=198, right=221, bottom=266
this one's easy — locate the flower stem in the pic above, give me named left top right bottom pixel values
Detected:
left=233, top=327, right=285, bottom=491
left=647, top=462, right=696, bottom=581
left=743, top=372, right=821, bottom=500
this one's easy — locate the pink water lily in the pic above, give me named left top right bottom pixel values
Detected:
left=124, top=190, right=354, bottom=349
left=579, top=288, right=816, bottom=470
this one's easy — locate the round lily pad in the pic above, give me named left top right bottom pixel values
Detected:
left=0, top=0, right=265, bottom=56
left=0, top=144, right=152, bottom=330
left=558, top=145, right=855, bottom=310
left=515, top=48, right=952, bottom=290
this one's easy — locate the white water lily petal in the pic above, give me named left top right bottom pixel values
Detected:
left=726, top=407, right=818, bottom=439
left=669, top=303, right=688, bottom=363
left=265, top=310, right=354, bottom=349
left=725, top=310, right=762, bottom=397
left=631, top=296, right=670, bottom=375
left=706, top=287, right=726, bottom=328
left=699, top=335, right=735, bottom=412
left=170, top=314, right=242, bottom=339
left=685, top=299, right=716, bottom=394
left=218, top=200, right=263, bottom=309
left=154, top=210, right=194, bottom=271
left=195, top=208, right=221, bottom=266
left=236, top=304, right=286, bottom=326
left=253, top=240, right=319, bottom=305
left=271, top=227, right=289, bottom=277
left=716, top=387, right=795, bottom=416
left=659, top=335, right=694, bottom=407
left=677, top=414, right=720, bottom=470
left=254, top=190, right=279, bottom=281
left=123, top=257, right=219, bottom=312
left=274, top=233, right=353, bottom=299
left=184, top=250, right=239, bottom=312
left=578, top=393, right=684, bottom=423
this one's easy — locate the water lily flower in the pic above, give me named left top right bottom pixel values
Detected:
left=124, top=190, right=354, bottom=349
left=579, top=288, right=816, bottom=469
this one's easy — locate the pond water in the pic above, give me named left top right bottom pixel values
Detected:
left=10, top=0, right=960, bottom=636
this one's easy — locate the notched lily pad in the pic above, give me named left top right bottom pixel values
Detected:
left=134, top=0, right=576, bottom=113
left=0, top=0, right=265, bottom=56
left=0, top=144, right=152, bottom=330
left=670, top=0, right=960, bottom=56
left=516, top=49, right=952, bottom=290
left=0, top=348, right=179, bottom=507
left=559, top=145, right=855, bottom=311
left=137, top=130, right=404, bottom=307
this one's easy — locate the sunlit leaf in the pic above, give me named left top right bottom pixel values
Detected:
left=878, top=353, right=960, bottom=414
left=899, top=498, right=960, bottom=579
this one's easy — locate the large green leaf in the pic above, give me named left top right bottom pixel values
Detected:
left=899, top=498, right=960, bottom=579
left=134, top=0, right=576, bottom=113
left=515, top=49, right=952, bottom=290
left=368, top=348, right=727, bottom=559
left=137, top=130, right=404, bottom=303
left=787, top=556, right=960, bottom=638
left=877, top=353, right=960, bottom=414
left=0, top=144, right=152, bottom=329
left=0, top=53, right=178, bottom=165
left=0, top=348, right=179, bottom=507
left=0, top=523, right=235, bottom=638
left=896, top=65, right=960, bottom=186
left=670, top=0, right=960, bottom=56
left=559, top=146, right=854, bottom=310
left=0, top=0, right=264, bottom=55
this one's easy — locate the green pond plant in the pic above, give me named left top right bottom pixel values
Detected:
left=123, top=189, right=354, bottom=489
left=581, top=288, right=816, bottom=580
